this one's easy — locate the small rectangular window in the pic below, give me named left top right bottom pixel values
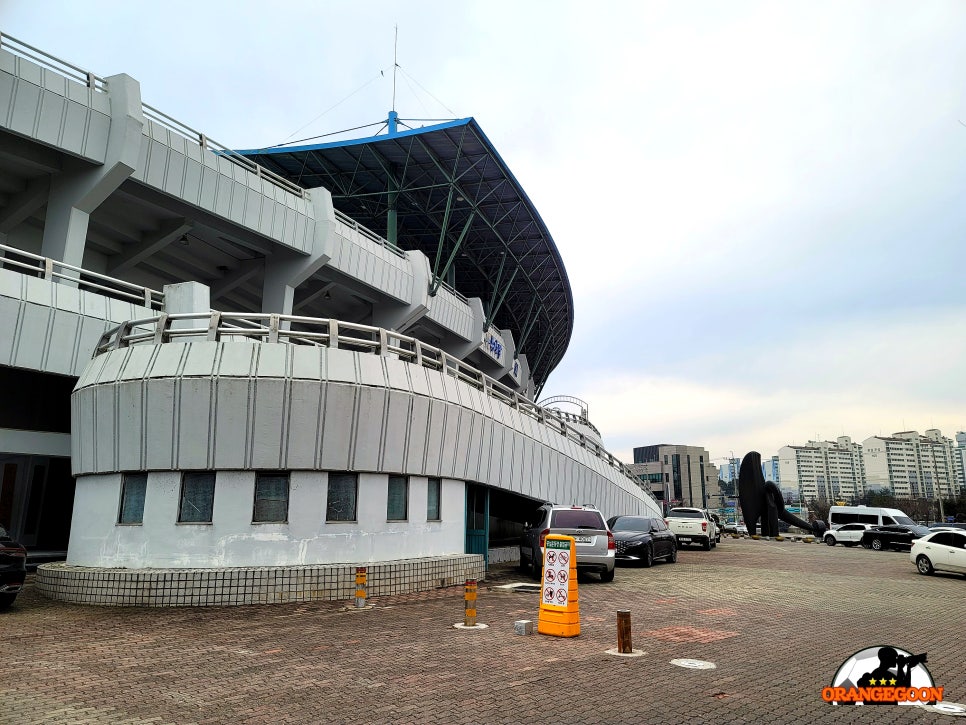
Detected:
left=253, top=473, right=289, bottom=523
left=427, top=477, right=441, bottom=521
left=118, top=473, right=147, bottom=524
left=327, top=472, right=358, bottom=522
left=387, top=475, right=408, bottom=521
left=179, top=472, right=215, bottom=523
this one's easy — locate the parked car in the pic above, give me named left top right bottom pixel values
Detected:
left=0, top=525, right=27, bottom=610
left=606, top=515, right=677, bottom=567
left=824, top=523, right=874, bottom=547
left=910, top=529, right=966, bottom=576
left=721, top=522, right=738, bottom=535
left=928, top=522, right=966, bottom=532
left=665, top=507, right=716, bottom=550
left=707, top=512, right=723, bottom=543
left=860, top=524, right=931, bottom=552
left=520, top=504, right=615, bottom=582
left=736, top=524, right=748, bottom=535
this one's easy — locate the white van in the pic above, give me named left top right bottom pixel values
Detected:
left=828, top=505, right=915, bottom=530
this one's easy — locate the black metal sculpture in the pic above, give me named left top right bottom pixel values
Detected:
left=738, top=451, right=827, bottom=537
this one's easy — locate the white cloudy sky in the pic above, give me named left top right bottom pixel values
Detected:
left=5, top=1, right=965, bottom=465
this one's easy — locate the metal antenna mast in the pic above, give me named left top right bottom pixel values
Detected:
left=392, top=24, right=399, bottom=112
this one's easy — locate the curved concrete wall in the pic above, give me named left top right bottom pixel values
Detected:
left=69, top=338, right=660, bottom=567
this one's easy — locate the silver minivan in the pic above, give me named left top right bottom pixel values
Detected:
left=520, top=504, right=615, bottom=582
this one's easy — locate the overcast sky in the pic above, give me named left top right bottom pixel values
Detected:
left=6, top=1, right=965, bottom=467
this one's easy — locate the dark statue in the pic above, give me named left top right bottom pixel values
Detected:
left=738, top=451, right=827, bottom=538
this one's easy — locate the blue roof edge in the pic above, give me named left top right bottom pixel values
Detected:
left=235, top=117, right=475, bottom=156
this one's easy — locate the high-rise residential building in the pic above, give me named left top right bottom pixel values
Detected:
left=954, top=432, right=966, bottom=496
left=861, top=430, right=958, bottom=499
left=718, top=457, right=741, bottom=484
left=763, top=455, right=781, bottom=485
left=631, top=444, right=715, bottom=509
left=778, top=437, right=864, bottom=503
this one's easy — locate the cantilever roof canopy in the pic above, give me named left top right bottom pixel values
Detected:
left=237, top=116, right=573, bottom=394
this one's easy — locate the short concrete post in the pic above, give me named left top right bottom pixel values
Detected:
left=617, top=610, right=633, bottom=654
left=354, top=567, right=367, bottom=608
left=464, top=579, right=477, bottom=627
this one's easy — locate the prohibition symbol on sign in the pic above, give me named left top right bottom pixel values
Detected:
left=559, top=552, right=570, bottom=565
left=546, top=551, right=557, bottom=565
left=556, top=589, right=567, bottom=604
left=545, top=569, right=556, bottom=583
left=557, top=570, right=568, bottom=584
left=544, top=587, right=555, bottom=602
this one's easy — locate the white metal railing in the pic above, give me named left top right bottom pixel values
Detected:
left=333, top=210, right=406, bottom=258
left=436, top=279, right=469, bottom=305
left=0, top=31, right=308, bottom=203
left=0, top=32, right=107, bottom=92
left=93, top=311, right=655, bottom=501
left=141, top=104, right=309, bottom=201
left=0, top=243, right=164, bottom=309
left=544, top=408, right=601, bottom=437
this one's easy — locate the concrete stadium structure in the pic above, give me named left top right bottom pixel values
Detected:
left=0, top=32, right=660, bottom=605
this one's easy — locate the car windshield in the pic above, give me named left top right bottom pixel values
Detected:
left=669, top=509, right=703, bottom=518
left=894, top=516, right=916, bottom=526
left=611, top=517, right=650, bottom=532
left=551, top=510, right=604, bottom=529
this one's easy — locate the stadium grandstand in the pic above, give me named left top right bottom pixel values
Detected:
left=0, top=31, right=660, bottom=606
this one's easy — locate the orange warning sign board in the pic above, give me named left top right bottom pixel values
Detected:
left=537, top=535, right=580, bottom=637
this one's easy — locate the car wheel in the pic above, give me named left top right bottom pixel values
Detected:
left=825, top=536, right=836, bottom=546
left=642, top=545, right=654, bottom=568
left=870, top=538, right=884, bottom=551
left=703, top=537, right=712, bottom=551
left=668, top=544, right=677, bottom=563
left=916, top=555, right=934, bottom=576
left=599, top=568, right=615, bottom=583
left=0, top=593, right=16, bottom=611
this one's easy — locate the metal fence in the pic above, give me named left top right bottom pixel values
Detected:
left=0, top=242, right=164, bottom=309
left=95, top=311, right=655, bottom=501
left=1, top=31, right=308, bottom=202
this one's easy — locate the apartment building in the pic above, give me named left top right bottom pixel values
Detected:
left=778, top=437, right=864, bottom=502
left=862, top=430, right=958, bottom=499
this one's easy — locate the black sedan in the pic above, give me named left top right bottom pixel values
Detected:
left=606, top=515, right=677, bottom=567
left=861, top=524, right=931, bottom=552
left=1, top=525, right=27, bottom=610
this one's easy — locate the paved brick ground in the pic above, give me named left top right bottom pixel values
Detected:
left=2, top=537, right=964, bottom=724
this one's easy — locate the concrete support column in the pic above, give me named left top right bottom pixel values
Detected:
left=450, top=297, right=486, bottom=360
left=372, top=250, right=431, bottom=332
left=41, top=74, right=143, bottom=269
left=163, top=281, right=211, bottom=333
left=261, top=186, right=335, bottom=318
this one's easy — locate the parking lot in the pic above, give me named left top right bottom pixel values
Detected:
left=2, top=537, right=964, bottom=724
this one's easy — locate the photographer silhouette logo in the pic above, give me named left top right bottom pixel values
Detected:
left=823, top=645, right=942, bottom=706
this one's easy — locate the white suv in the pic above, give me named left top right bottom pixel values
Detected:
left=824, top=523, right=873, bottom=547
left=520, top=504, right=616, bottom=582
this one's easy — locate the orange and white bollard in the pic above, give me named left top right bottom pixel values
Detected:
left=464, top=579, right=478, bottom=626
left=355, top=566, right=367, bottom=608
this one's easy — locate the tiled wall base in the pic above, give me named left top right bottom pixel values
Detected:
left=36, top=554, right=484, bottom=607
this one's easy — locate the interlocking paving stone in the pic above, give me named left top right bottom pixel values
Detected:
left=2, top=538, right=964, bottom=723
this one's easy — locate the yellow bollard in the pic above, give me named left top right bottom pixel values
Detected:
left=464, top=579, right=478, bottom=626
left=355, top=566, right=367, bottom=608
